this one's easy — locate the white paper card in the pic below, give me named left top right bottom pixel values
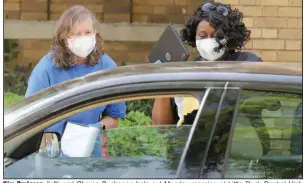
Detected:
left=61, top=122, right=100, bottom=157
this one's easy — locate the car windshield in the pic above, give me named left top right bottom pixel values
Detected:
left=4, top=125, right=193, bottom=178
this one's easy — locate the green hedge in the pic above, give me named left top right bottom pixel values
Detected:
left=4, top=39, right=33, bottom=95
left=107, top=111, right=167, bottom=157
left=4, top=92, right=24, bottom=107
left=126, top=99, right=154, bottom=117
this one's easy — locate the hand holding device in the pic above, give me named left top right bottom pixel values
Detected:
left=148, top=23, right=190, bottom=63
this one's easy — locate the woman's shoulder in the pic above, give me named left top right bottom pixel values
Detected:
left=32, top=52, right=55, bottom=73
left=99, top=53, right=118, bottom=69
left=230, top=51, right=263, bottom=62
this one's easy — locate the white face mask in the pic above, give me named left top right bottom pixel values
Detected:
left=67, top=34, right=96, bottom=58
left=196, top=38, right=226, bottom=61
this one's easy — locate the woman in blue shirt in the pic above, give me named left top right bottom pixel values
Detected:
left=25, top=5, right=126, bottom=157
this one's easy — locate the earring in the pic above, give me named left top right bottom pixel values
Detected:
left=220, top=38, right=228, bottom=45
left=70, top=61, right=76, bottom=66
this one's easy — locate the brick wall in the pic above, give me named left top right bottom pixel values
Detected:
left=49, top=0, right=104, bottom=21
left=5, top=0, right=302, bottom=67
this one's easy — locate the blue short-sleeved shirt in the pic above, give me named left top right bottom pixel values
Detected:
left=25, top=53, right=126, bottom=136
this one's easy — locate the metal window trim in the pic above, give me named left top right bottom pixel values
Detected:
left=176, top=88, right=212, bottom=177
left=220, top=88, right=242, bottom=178
left=197, top=82, right=231, bottom=178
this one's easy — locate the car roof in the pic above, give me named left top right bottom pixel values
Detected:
left=5, top=61, right=302, bottom=115
left=34, top=61, right=299, bottom=98
left=5, top=61, right=302, bottom=117
left=84, top=61, right=302, bottom=81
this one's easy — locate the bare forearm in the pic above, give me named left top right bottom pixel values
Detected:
left=152, top=98, right=175, bottom=125
left=100, top=116, right=120, bottom=129
left=100, top=116, right=119, bottom=148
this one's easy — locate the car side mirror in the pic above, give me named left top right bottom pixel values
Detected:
left=39, top=132, right=61, bottom=157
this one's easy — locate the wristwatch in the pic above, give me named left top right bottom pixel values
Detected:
left=100, top=122, right=106, bottom=131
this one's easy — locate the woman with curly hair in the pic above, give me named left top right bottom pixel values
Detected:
left=152, top=0, right=262, bottom=125
left=25, top=5, right=126, bottom=156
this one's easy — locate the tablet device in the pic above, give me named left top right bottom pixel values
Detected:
left=148, top=23, right=190, bottom=63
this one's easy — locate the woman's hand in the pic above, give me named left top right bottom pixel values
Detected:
left=40, top=133, right=53, bottom=149
left=44, top=133, right=54, bottom=145
left=41, top=133, right=60, bottom=157
left=155, top=60, right=162, bottom=64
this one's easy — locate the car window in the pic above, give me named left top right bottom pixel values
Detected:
left=5, top=94, right=210, bottom=178
left=224, top=90, right=302, bottom=179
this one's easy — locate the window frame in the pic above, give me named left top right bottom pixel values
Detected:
left=5, top=81, right=228, bottom=155
left=6, top=81, right=227, bottom=159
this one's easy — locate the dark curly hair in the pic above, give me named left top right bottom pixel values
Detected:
left=180, top=0, right=251, bottom=53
